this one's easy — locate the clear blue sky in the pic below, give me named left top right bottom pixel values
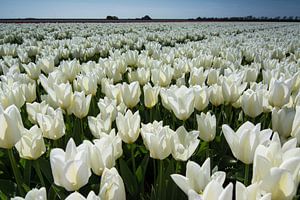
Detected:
left=0, top=0, right=299, bottom=19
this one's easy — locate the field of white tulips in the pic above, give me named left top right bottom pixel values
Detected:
left=0, top=22, right=300, bottom=200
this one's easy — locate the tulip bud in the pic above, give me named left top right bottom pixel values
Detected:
left=11, top=187, right=47, bottom=200
left=268, top=80, right=290, bottom=108
left=193, top=85, right=210, bottom=111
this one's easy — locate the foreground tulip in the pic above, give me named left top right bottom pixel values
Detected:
left=23, top=62, right=41, bottom=80
left=171, top=158, right=226, bottom=196
left=222, top=122, right=272, bottom=164
left=235, top=181, right=271, bottom=200
left=222, top=77, right=247, bottom=104
left=121, top=81, right=141, bottom=108
left=50, top=138, right=91, bottom=191
left=141, top=121, right=174, bottom=159
left=73, top=74, right=98, bottom=96
left=171, top=126, right=199, bottom=161
left=196, top=112, right=216, bottom=142
left=65, top=191, right=100, bottom=200
left=252, top=133, right=300, bottom=184
left=188, top=180, right=233, bottom=200
left=116, top=110, right=140, bottom=143
left=0, top=104, right=24, bottom=149
left=99, top=167, right=126, bottom=200
left=11, top=187, right=47, bottom=200
left=68, top=91, right=92, bottom=119
left=241, top=89, right=263, bottom=118
left=260, top=168, right=296, bottom=200
left=15, top=125, right=46, bottom=160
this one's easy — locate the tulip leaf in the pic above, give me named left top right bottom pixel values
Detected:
left=119, top=158, right=138, bottom=197
left=0, top=179, right=17, bottom=198
left=135, top=154, right=149, bottom=183
left=48, top=184, right=67, bottom=200
left=38, top=158, right=53, bottom=183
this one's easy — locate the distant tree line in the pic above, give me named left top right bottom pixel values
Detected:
left=190, top=16, right=300, bottom=22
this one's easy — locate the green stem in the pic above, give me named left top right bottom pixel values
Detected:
left=33, top=160, right=45, bottom=187
left=8, top=149, right=24, bottom=196
left=244, top=164, right=250, bottom=186
left=158, top=159, right=164, bottom=199
left=131, top=144, right=136, bottom=173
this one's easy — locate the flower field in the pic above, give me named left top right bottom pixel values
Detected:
left=0, top=22, right=300, bottom=200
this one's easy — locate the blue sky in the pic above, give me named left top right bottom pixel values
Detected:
left=0, top=0, right=299, bottom=19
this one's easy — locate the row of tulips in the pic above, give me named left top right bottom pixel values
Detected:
left=0, top=22, right=300, bottom=200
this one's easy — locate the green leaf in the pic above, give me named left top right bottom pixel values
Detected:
left=0, top=179, right=17, bottom=198
left=48, top=184, right=67, bottom=200
left=38, top=158, right=53, bottom=183
left=119, top=158, right=138, bottom=197
left=135, top=154, right=149, bottom=183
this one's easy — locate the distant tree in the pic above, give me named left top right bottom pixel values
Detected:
left=106, top=16, right=118, bottom=20
left=141, top=15, right=152, bottom=20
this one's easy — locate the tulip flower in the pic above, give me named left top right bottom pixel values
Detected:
left=23, top=62, right=41, bottom=80
left=88, top=114, right=112, bottom=138
left=97, top=97, right=118, bottom=121
left=193, top=85, right=210, bottom=111
left=196, top=112, right=216, bottom=142
left=99, top=167, right=126, bottom=200
left=268, top=80, right=290, bottom=108
left=235, top=181, right=271, bottom=200
left=272, top=107, right=295, bottom=139
left=171, top=158, right=226, bottom=196
left=116, top=110, right=140, bottom=144
left=21, top=82, right=36, bottom=103
left=37, top=57, right=55, bottom=74
left=68, top=91, right=92, bottom=119
left=73, top=74, right=98, bottom=96
left=241, top=89, right=263, bottom=118
left=48, top=82, right=73, bottom=110
left=222, top=122, right=272, bottom=164
left=166, top=85, right=195, bottom=121
left=260, top=168, right=296, bottom=200
left=207, top=68, right=219, bottom=85
left=188, top=181, right=233, bottom=200
left=291, top=106, right=300, bottom=144
left=0, top=104, right=24, bottom=149
left=59, top=59, right=81, bottom=82
left=65, top=191, right=100, bottom=200
left=171, top=126, right=199, bottom=161
left=189, top=67, right=207, bottom=86
left=121, top=81, right=141, bottom=108
left=222, top=77, right=247, bottom=104
left=11, top=187, right=47, bottom=200
left=151, top=65, right=174, bottom=87
left=141, top=121, right=174, bottom=160
left=15, top=125, right=46, bottom=160
left=143, top=83, right=160, bottom=108
left=128, top=67, right=151, bottom=86
left=50, top=138, right=91, bottom=191
left=36, top=107, right=66, bottom=140
left=209, top=84, right=224, bottom=107
left=252, top=133, right=300, bottom=184
left=26, top=101, right=49, bottom=124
